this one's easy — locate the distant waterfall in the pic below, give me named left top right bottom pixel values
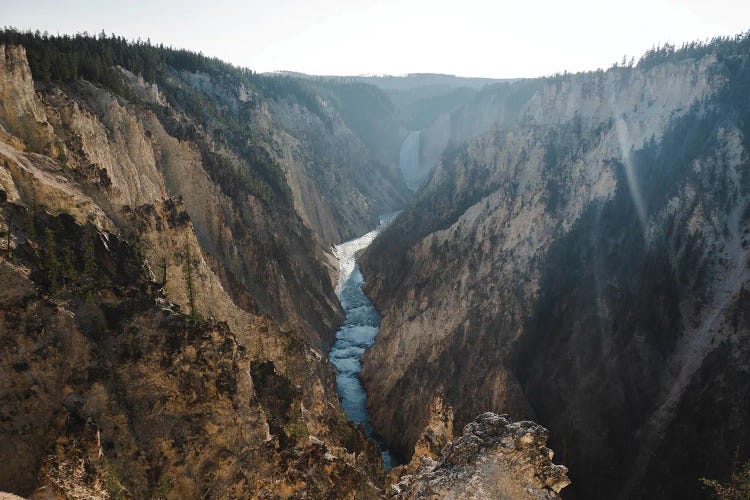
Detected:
left=399, top=131, right=422, bottom=191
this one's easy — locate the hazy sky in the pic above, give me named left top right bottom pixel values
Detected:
left=2, top=0, right=749, bottom=78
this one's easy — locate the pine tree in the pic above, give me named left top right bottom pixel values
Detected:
left=3, top=207, right=11, bottom=260
left=82, top=225, right=97, bottom=291
left=159, top=253, right=168, bottom=287
left=44, top=227, right=59, bottom=289
left=62, top=247, right=77, bottom=289
left=25, top=198, right=37, bottom=255
left=184, top=235, right=197, bottom=319
left=701, top=450, right=750, bottom=500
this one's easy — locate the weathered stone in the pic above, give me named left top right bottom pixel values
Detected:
left=388, top=413, right=570, bottom=499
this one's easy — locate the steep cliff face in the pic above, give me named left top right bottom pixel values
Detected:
left=416, top=52, right=723, bottom=191
left=0, top=45, right=56, bottom=154
left=1, top=43, right=344, bottom=349
left=415, top=78, right=541, bottom=186
left=164, top=68, right=409, bottom=248
left=361, top=38, right=750, bottom=498
left=263, top=90, right=407, bottom=246
left=0, top=41, right=389, bottom=497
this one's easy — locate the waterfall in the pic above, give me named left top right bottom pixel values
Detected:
left=399, top=130, right=422, bottom=191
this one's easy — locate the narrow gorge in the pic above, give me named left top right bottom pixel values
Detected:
left=1, top=24, right=749, bottom=500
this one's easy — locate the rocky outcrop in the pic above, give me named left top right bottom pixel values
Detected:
left=361, top=38, right=750, bottom=498
left=388, top=413, right=569, bottom=499
left=0, top=45, right=55, bottom=154
left=409, top=395, right=455, bottom=463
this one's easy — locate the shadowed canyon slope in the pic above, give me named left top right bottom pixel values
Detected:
left=360, top=35, right=750, bottom=499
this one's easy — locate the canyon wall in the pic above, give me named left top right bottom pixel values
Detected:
left=361, top=39, right=750, bottom=499
left=175, top=70, right=409, bottom=247
left=0, top=42, right=397, bottom=497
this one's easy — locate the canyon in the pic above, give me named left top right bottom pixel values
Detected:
left=0, top=34, right=568, bottom=499
left=1, top=27, right=748, bottom=500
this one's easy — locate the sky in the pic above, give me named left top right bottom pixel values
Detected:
left=2, top=0, right=749, bottom=78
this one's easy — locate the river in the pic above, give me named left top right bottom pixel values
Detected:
left=328, top=213, right=400, bottom=470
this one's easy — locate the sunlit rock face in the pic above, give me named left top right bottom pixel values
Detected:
left=0, top=45, right=56, bottom=153
left=0, top=42, right=391, bottom=498
left=361, top=40, right=750, bottom=499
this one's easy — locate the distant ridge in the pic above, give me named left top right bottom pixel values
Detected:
left=263, top=71, right=514, bottom=90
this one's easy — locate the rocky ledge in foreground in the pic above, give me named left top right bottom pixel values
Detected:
left=388, top=413, right=570, bottom=499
